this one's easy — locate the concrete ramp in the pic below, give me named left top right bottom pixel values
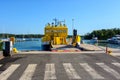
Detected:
left=51, top=45, right=81, bottom=52
left=80, top=44, right=103, bottom=51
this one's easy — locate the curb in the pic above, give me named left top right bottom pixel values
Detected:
left=16, top=50, right=105, bottom=54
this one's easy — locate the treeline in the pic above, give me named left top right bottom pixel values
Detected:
left=84, top=28, right=120, bottom=40
left=0, top=33, right=74, bottom=38
left=0, top=33, right=44, bottom=38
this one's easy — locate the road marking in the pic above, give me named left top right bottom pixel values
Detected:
left=19, top=64, right=37, bottom=80
left=44, top=63, right=56, bottom=80
left=63, top=63, right=81, bottom=79
left=80, top=63, right=104, bottom=79
left=96, top=63, right=120, bottom=79
left=0, top=64, right=20, bottom=80
left=112, top=62, right=120, bottom=68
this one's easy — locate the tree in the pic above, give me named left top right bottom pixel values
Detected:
left=84, top=28, right=120, bottom=40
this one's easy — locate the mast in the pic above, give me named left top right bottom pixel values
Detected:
left=72, top=19, right=74, bottom=31
left=53, top=18, right=58, bottom=27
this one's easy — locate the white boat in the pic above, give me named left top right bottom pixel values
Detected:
left=107, top=35, right=120, bottom=44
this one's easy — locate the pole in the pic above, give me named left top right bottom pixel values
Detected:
left=106, top=45, right=108, bottom=54
left=72, top=19, right=74, bottom=31
left=72, top=19, right=74, bottom=44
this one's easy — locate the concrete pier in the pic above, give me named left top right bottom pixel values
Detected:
left=51, top=44, right=104, bottom=51
left=80, top=44, right=102, bottom=51
left=0, top=43, right=119, bottom=57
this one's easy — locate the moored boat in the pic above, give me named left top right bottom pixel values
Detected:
left=107, top=35, right=120, bottom=45
left=41, top=19, right=81, bottom=51
left=41, top=19, right=68, bottom=50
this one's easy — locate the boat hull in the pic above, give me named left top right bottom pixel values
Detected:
left=107, top=35, right=120, bottom=45
left=108, top=40, right=120, bottom=45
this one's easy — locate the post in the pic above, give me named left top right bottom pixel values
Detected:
left=3, top=41, right=13, bottom=57
left=106, top=44, right=108, bottom=54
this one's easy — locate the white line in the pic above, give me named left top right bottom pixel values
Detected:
left=63, top=63, right=81, bottom=79
left=80, top=63, right=104, bottom=79
left=44, top=63, right=56, bottom=80
left=112, top=62, right=120, bottom=68
left=19, top=64, right=37, bottom=80
left=96, top=63, right=120, bottom=79
left=0, top=64, right=20, bottom=80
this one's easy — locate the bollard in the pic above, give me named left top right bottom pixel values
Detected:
left=108, top=50, right=112, bottom=55
left=3, top=41, right=13, bottom=57
left=13, top=48, right=18, bottom=53
left=106, top=45, right=112, bottom=55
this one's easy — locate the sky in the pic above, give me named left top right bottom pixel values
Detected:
left=0, top=0, right=120, bottom=35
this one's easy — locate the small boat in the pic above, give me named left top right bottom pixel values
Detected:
left=107, top=35, right=120, bottom=44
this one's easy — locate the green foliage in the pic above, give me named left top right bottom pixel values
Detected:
left=0, top=33, right=44, bottom=38
left=67, top=35, right=72, bottom=38
left=0, top=41, right=3, bottom=51
left=84, top=28, right=120, bottom=40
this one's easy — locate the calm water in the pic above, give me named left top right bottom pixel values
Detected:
left=14, top=38, right=42, bottom=51
left=14, top=39, right=120, bottom=51
left=83, top=40, right=120, bottom=49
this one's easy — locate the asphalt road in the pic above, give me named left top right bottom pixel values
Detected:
left=0, top=53, right=120, bottom=80
left=116, top=56, right=120, bottom=59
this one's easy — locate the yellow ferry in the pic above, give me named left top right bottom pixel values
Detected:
left=41, top=19, right=81, bottom=50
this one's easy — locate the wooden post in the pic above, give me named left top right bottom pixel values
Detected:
left=106, top=45, right=108, bottom=54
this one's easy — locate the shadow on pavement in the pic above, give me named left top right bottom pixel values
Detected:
left=0, top=56, right=23, bottom=71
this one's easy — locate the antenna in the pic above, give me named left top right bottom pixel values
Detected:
left=53, top=18, right=58, bottom=27
left=53, top=18, right=65, bottom=26
left=72, top=19, right=74, bottom=30
left=59, top=19, right=65, bottom=25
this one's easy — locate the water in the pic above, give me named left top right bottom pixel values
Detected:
left=14, top=39, right=120, bottom=51
left=98, top=43, right=120, bottom=49
left=83, top=40, right=120, bottom=49
left=14, top=38, right=42, bottom=51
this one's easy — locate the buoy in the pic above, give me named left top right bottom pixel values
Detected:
left=13, top=48, right=18, bottom=53
left=105, top=45, right=112, bottom=55
left=108, top=50, right=112, bottom=55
